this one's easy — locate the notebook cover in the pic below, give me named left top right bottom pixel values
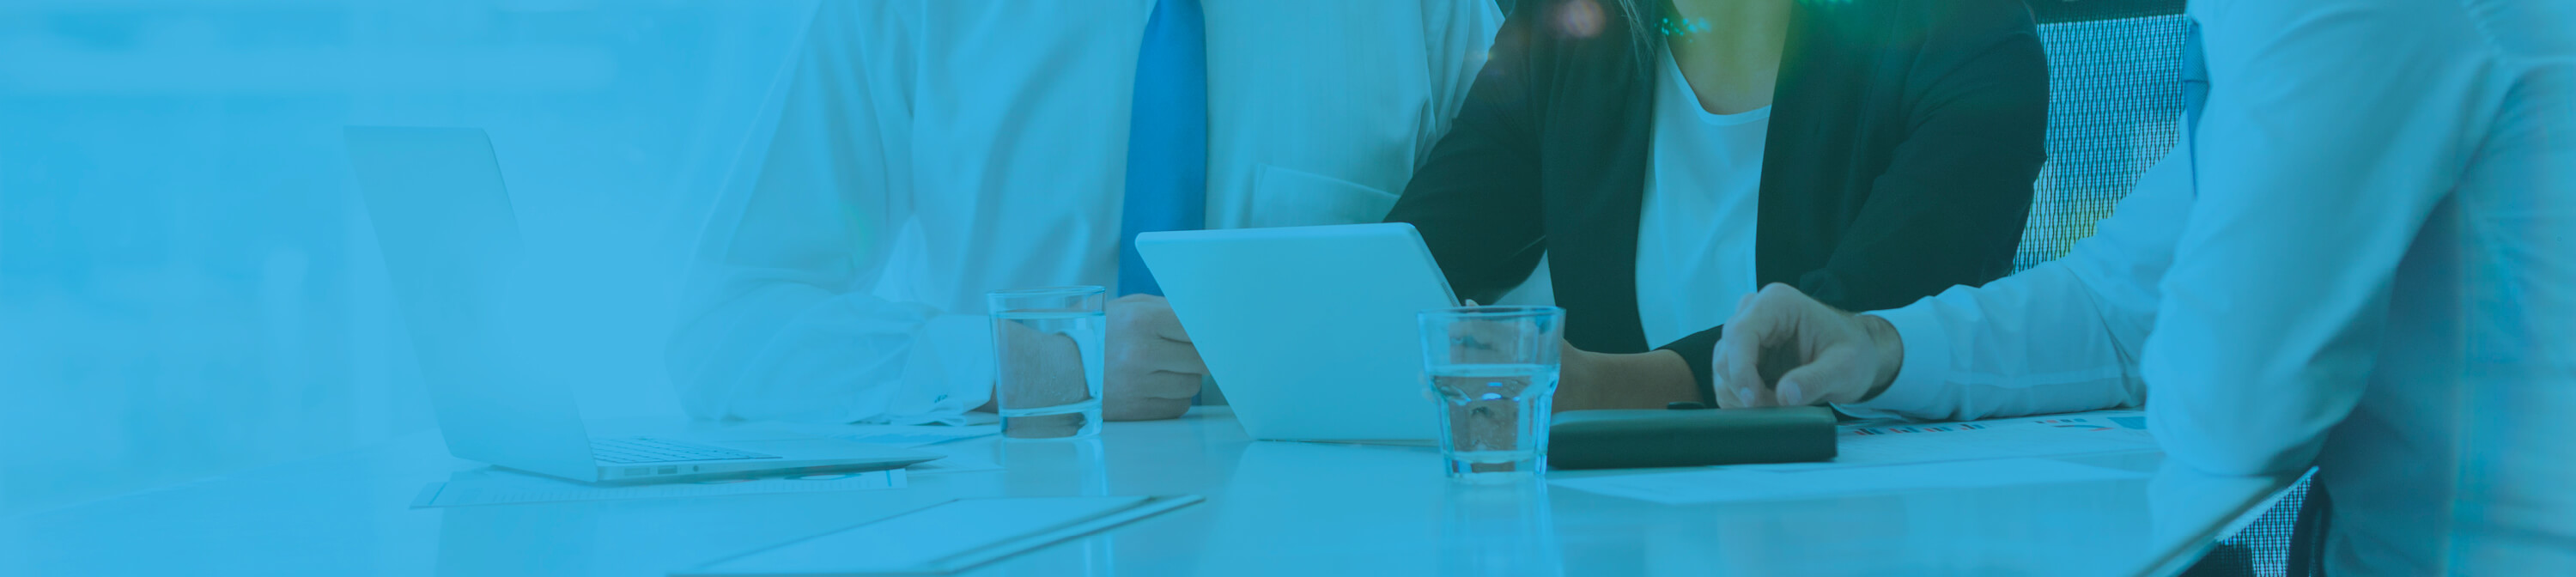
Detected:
left=1547, top=406, right=1838, bottom=470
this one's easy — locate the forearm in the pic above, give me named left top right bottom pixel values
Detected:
left=670, top=0, right=962, bottom=422
left=1557, top=349, right=1700, bottom=411
left=1830, top=131, right=2204, bottom=422
left=1838, top=263, right=2145, bottom=422
left=671, top=284, right=993, bottom=423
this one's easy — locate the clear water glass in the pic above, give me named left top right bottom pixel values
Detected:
left=988, top=286, right=1107, bottom=440
left=1417, top=306, right=1564, bottom=481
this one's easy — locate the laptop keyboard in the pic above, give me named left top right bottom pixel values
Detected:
left=591, top=437, right=781, bottom=465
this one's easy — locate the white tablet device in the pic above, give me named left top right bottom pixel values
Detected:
left=1135, top=223, right=1457, bottom=441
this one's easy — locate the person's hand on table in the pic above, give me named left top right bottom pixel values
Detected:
left=1102, top=294, right=1205, bottom=421
left=986, top=294, right=1203, bottom=426
left=1710, top=283, right=1905, bottom=409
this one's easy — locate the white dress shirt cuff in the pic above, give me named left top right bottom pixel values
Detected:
left=868, top=313, right=997, bottom=425
left=1837, top=305, right=1951, bottom=418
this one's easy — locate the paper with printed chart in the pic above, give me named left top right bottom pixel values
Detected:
left=1552, top=457, right=2146, bottom=505
left=1549, top=409, right=2161, bottom=504
left=827, top=424, right=1002, bottom=448
left=1733, top=409, right=2159, bottom=471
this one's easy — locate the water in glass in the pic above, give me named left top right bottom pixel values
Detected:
left=1430, top=362, right=1558, bottom=479
left=993, top=307, right=1106, bottom=439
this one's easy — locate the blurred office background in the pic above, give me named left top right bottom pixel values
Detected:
left=0, top=0, right=2190, bottom=524
left=0, top=0, right=818, bottom=516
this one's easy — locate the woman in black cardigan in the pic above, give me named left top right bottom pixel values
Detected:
left=1387, top=0, right=2047, bottom=410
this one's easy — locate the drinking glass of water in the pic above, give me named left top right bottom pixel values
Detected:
left=1416, top=306, right=1564, bottom=481
left=987, top=286, right=1107, bottom=440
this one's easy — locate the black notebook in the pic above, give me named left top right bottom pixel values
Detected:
left=1548, top=406, right=1838, bottom=470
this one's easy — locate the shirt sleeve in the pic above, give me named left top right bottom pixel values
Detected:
left=1835, top=128, right=2198, bottom=422
left=2142, top=0, right=2488, bottom=477
left=1413, top=0, right=1505, bottom=168
left=665, top=0, right=993, bottom=426
left=1384, top=8, right=1548, bottom=306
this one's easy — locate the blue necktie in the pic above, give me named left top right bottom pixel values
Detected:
left=1116, top=0, right=1209, bottom=296
left=2181, top=20, right=2208, bottom=196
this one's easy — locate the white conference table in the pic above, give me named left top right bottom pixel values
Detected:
left=3, top=408, right=2293, bottom=576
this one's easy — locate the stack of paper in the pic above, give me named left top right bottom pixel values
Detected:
left=410, top=425, right=1005, bottom=508
left=829, top=424, right=1002, bottom=447
left=410, top=468, right=908, bottom=508
left=1753, top=410, right=2156, bottom=471
left=1552, top=458, right=2145, bottom=505
left=677, top=495, right=1205, bottom=576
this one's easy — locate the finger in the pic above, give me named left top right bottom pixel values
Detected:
left=1715, top=301, right=1783, bottom=407
left=1153, top=317, right=1193, bottom=344
left=1709, top=341, right=1741, bottom=409
left=1443, top=318, right=1528, bottom=364
left=1775, top=379, right=1807, bottom=408
left=1009, top=416, right=1086, bottom=436
left=1108, top=340, right=1207, bottom=386
left=1734, top=292, right=1756, bottom=318
left=1738, top=378, right=1783, bottom=408
left=1724, top=380, right=1782, bottom=409
left=1111, top=344, right=1206, bottom=383
left=1776, top=346, right=1873, bottom=406
left=1109, top=301, right=1200, bottom=363
left=1706, top=343, right=1729, bottom=399
left=1124, top=295, right=1195, bottom=343
left=1127, top=371, right=1203, bottom=400
left=1102, top=370, right=1196, bottom=422
left=1103, top=395, right=1192, bottom=422
left=1138, top=338, right=1209, bottom=375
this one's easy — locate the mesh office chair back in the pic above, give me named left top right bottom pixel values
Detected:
left=2018, top=1, right=2190, bottom=270
left=2022, top=3, right=2318, bottom=576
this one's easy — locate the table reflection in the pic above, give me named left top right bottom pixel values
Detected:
left=436, top=502, right=605, bottom=577
left=1440, top=481, right=1566, bottom=577
left=995, top=437, right=1115, bottom=577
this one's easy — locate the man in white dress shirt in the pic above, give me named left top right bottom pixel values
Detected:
left=1709, top=0, right=2575, bottom=573
left=667, top=1, right=1501, bottom=425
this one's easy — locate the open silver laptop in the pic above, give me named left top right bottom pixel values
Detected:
left=343, top=125, right=939, bottom=483
left=1135, top=223, right=1455, bottom=441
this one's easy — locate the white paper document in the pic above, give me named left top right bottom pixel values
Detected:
left=599, top=421, right=1000, bottom=448
left=1552, top=458, right=2145, bottom=505
left=410, top=467, right=906, bottom=508
left=829, top=425, right=1002, bottom=447
left=1739, top=410, right=2155, bottom=471
left=905, top=448, right=1005, bottom=476
left=677, top=495, right=1206, bottom=576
